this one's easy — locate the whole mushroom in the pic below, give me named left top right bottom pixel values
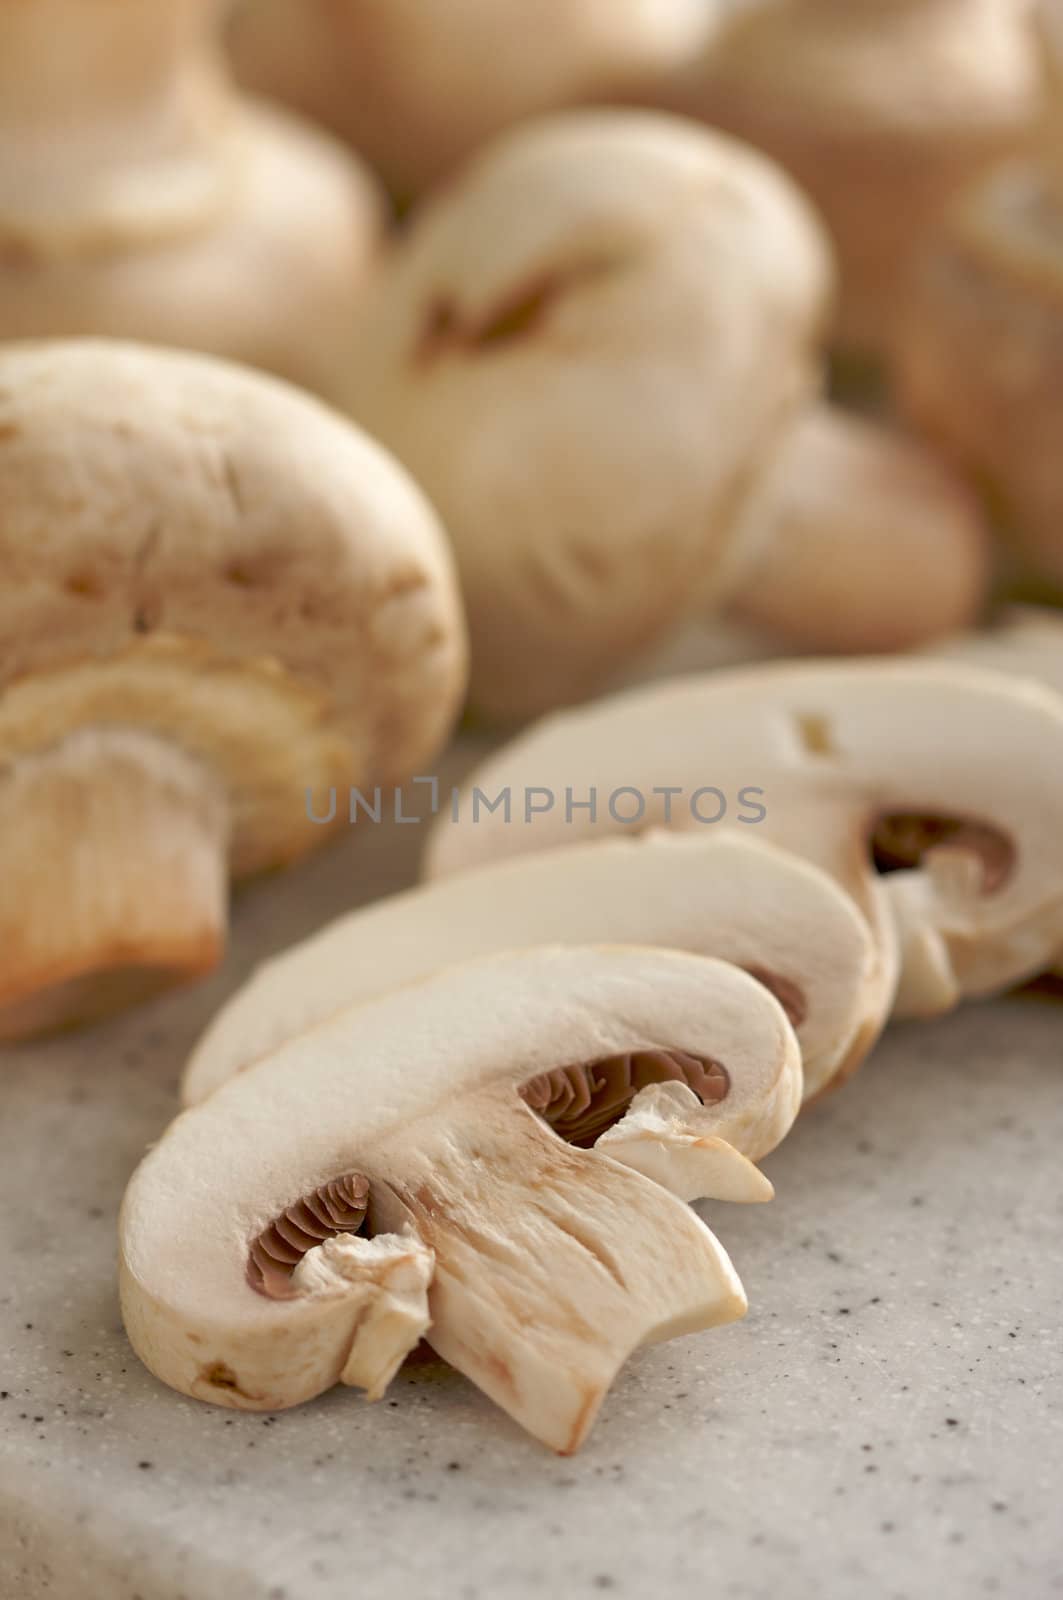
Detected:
left=341, top=110, right=989, bottom=720
left=0, top=340, right=466, bottom=1040
left=427, top=661, right=1063, bottom=1020
left=227, top=0, right=718, bottom=201
left=121, top=945, right=801, bottom=1453
left=666, top=0, right=1041, bottom=355
left=182, top=832, right=886, bottom=1107
left=0, top=0, right=383, bottom=399
left=899, top=1, right=1063, bottom=586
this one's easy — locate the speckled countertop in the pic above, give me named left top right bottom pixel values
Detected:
left=2, top=766, right=1061, bottom=1600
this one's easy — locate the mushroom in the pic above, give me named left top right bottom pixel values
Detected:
left=722, top=406, right=990, bottom=655
left=183, top=832, right=885, bottom=1107
left=0, top=0, right=383, bottom=399
left=227, top=0, right=718, bottom=202
left=0, top=339, right=466, bottom=1040
left=120, top=944, right=801, bottom=1453
left=340, top=110, right=991, bottom=718
left=426, top=661, right=1063, bottom=1020
left=932, top=607, right=1063, bottom=978
left=665, top=0, right=1041, bottom=355
left=898, top=1, right=1063, bottom=585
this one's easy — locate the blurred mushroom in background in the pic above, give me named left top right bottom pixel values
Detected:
left=662, top=0, right=1042, bottom=360
left=339, top=110, right=991, bottom=720
left=898, top=0, right=1063, bottom=591
left=227, top=0, right=720, bottom=202
left=0, top=0, right=383, bottom=399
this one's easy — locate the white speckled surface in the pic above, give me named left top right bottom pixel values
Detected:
left=1, top=758, right=1061, bottom=1600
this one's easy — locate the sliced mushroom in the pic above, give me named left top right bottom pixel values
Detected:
left=121, top=945, right=801, bottom=1453
left=227, top=0, right=717, bottom=201
left=183, top=832, right=884, bottom=1107
left=932, top=607, right=1063, bottom=977
left=427, top=661, right=1063, bottom=1020
left=898, top=3, right=1063, bottom=583
left=0, top=340, right=466, bottom=1040
left=340, top=110, right=833, bottom=718
left=666, top=0, right=1041, bottom=355
left=0, top=0, right=383, bottom=398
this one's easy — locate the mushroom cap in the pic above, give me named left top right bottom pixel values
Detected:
left=427, top=660, right=1063, bottom=1012
left=183, top=832, right=884, bottom=1107
left=687, top=0, right=1038, bottom=135
left=728, top=406, right=991, bottom=653
left=0, top=339, right=467, bottom=875
left=228, top=0, right=718, bottom=198
left=340, top=109, right=832, bottom=719
left=0, top=104, right=384, bottom=399
left=671, top=0, right=1039, bottom=351
left=0, top=0, right=385, bottom=398
left=121, top=944, right=800, bottom=1451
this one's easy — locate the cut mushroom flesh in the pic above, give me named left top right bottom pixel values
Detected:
left=182, top=833, right=883, bottom=1108
left=121, top=946, right=801, bottom=1453
left=427, top=660, right=1063, bottom=1019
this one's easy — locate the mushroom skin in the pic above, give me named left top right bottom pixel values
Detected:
left=667, top=0, right=1041, bottom=355
left=898, top=3, right=1063, bottom=585
left=427, top=661, right=1063, bottom=1020
left=182, top=834, right=885, bottom=1109
left=227, top=0, right=717, bottom=201
left=121, top=946, right=801, bottom=1454
left=725, top=407, right=991, bottom=655
left=0, top=340, right=466, bottom=1039
left=0, top=0, right=383, bottom=399
left=341, top=110, right=835, bottom=719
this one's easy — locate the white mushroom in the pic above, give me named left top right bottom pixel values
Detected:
left=121, top=945, right=801, bottom=1454
left=666, top=0, right=1041, bottom=354
left=183, top=833, right=885, bottom=1107
left=0, top=0, right=383, bottom=399
left=341, top=110, right=990, bottom=717
left=0, top=340, right=466, bottom=1040
left=427, top=661, right=1063, bottom=1019
left=723, top=406, right=990, bottom=655
left=227, top=0, right=718, bottom=200
left=898, top=1, right=1063, bottom=584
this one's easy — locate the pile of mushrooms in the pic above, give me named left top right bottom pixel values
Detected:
left=3, top=0, right=1061, bottom=1464
left=899, top=1, right=1063, bottom=586
left=0, top=339, right=466, bottom=1039
left=665, top=0, right=1042, bottom=355
left=0, top=0, right=382, bottom=398
left=342, top=110, right=990, bottom=718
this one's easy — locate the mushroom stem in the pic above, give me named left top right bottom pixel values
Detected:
left=0, top=0, right=230, bottom=247
left=383, top=1093, right=748, bottom=1455
left=725, top=407, right=990, bottom=653
left=0, top=728, right=230, bottom=1040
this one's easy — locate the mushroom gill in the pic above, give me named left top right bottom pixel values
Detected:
left=521, top=1049, right=730, bottom=1148
left=871, top=812, right=1015, bottom=894
left=248, top=1173, right=370, bottom=1299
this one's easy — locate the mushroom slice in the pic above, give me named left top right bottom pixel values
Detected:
left=121, top=946, right=800, bottom=1453
left=0, top=339, right=466, bottom=1039
left=183, top=833, right=883, bottom=1108
left=427, top=661, right=1063, bottom=1019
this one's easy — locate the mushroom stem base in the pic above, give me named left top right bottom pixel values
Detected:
left=0, top=727, right=230, bottom=1040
